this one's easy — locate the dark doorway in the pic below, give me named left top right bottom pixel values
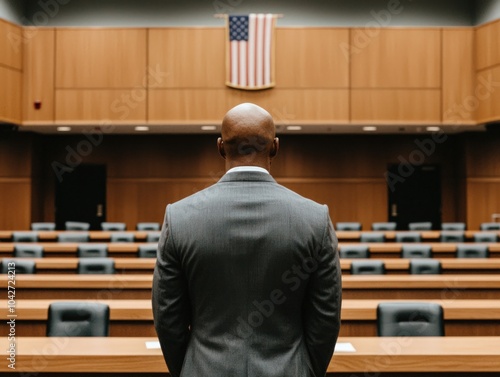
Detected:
left=55, top=164, right=106, bottom=230
left=387, top=164, right=441, bottom=230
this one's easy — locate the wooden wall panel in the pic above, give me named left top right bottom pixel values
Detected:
left=351, top=29, right=441, bottom=89
left=0, top=181, right=31, bottom=230
left=148, top=28, right=225, bottom=89
left=351, top=89, right=441, bottom=123
left=55, top=29, right=147, bottom=88
left=0, top=19, right=22, bottom=70
left=55, top=89, right=147, bottom=123
left=466, top=180, right=500, bottom=230
left=476, top=65, right=500, bottom=124
left=0, top=66, right=22, bottom=124
left=475, top=19, right=500, bottom=71
left=275, top=28, right=349, bottom=88
left=442, top=29, right=475, bottom=124
left=23, top=28, right=55, bottom=124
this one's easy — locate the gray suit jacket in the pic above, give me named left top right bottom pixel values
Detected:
left=152, top=171, right=342, bottom=377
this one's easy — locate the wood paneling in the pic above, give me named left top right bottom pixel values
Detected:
left=55, top=89, right=147, bottom=123
left=0, top=66, right=22, bottom=124
left=476, top=19, right=500, bottom=71
left=442, top=29, right=475, bottom=124
left=351, top=89, right=441, bottom=123
left=0, top=180, right=31, bottom=230
left=275, top=28, right=349, bottom=88
left=23, top=28, right=55, bottom=124
left=0, top=19, right=22, bottom=70
left=476, top=65, right=500, bottom=124
left=466, top=180, right=500, bottom=230
left=55, top=29, right=147, bottom=88
left=148, top=28, right=225, bottom=89
left=350, top=29, right=441, bottom=89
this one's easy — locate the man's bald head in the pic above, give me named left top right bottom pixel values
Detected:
left=218, top=103, right=278, bottom=168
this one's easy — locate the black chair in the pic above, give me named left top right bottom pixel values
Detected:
left=65, top=221, right=91, bottom=231
left=350, top=260, right=385, bottom=275
left=441, top=222, right=466, bottom=231
left=1, top=259, right=36, bottom=274
left=395, top=232, right=422, bottom=243
left=138, top=244, right=158, bottom=258
left=46, top=302, right=110, bottom=337
left=377, top=302, right=444, bottom=336
left=408, top=222, right=432, bottom=231
left=12, top=231, right=38, bottom=242
left=14, top=244, right=44, bottom=258
left=371, top=222, right=397, bottom=231
left=101, top=222, right=127, bottom=231
left=146, top=231, right=161, bottom=243
left=57, top=232, right=90, bottom=243
left=480, top=222, right=500, bottom=231
left=473, top=232, right=498, bottom=243
left=401, top=244, right=432, bottom=259
left=440, top=231, right=465, bottom=243
left=336, top=222, right=362, bottom=231
left=136, top=222, right=160, bottom=231
left=77, top=244, right=108, bottom=258
left=360, top=232, right=385, bottom=243
left=456, top=244, right=489, bottom=258
left=110, top=232, right=135, bottom=243
left=409, top=259, right=442, bottom=275
left=77, top=258, right=115, bottom=274
left=31, top=222, right=56, bottom=231
left=339, top=245, right=369, bottom=259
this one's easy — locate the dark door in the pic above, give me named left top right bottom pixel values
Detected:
left=55, top=164, right=106, bottom=230
left=387, top=164, right=441, bottom=230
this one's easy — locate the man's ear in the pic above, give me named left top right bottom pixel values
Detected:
left=217, top=137, right=226, bottom=159
left=270, top=137, right=279, bottom=157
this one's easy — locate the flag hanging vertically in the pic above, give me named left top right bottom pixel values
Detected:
left=226, top=14, right=277, bottom=90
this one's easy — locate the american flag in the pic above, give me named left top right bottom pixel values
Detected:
left=226, top=14, right=277, bottom=90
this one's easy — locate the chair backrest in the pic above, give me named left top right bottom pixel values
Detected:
left=77, top=244, right=108, bottom=258
left=136, top=222, right=160, bottom=231
left=31, top=222, right=56, bottom=231
left=473, top=232, right=498, bottom=243
left=480, top=222, right=500, bottom=231
left=440, top=231, right=465, bottom=243
left=146, top=231, right=161, bottom=243
left=371, top=222, right=397, bottom=231
left=46, top=302, right=110, bottom=337
left=456, top=244, right=489, bottom=258
left=138, top=244, right=158, bottom=258
left=14, top=244, right=44, bottom=258
left=408, top=222, right=433, bottom=231
left=409, top=259, right=442, bottom=275
left=12, top=231, right=38, bottom=242
left=336, top=222, right=362, bottom=231
left=1, top=259, right=36, bottom=274
left=101, top=222, right=127, bottom=231
left=401, top=244, right=432, bottom=259
left=377, top=302, right=444, bottom=336
left=339, top=245, right=369, bottom=259
left=350, top=260, right=385, bottom=275
left=57, top=232, right=90, bottom=243
left=360, top=232, right=385, bottom=243
left=77, top=258, right=115, bottom=274
left=110, top=232, right=135, bottom=243
left=395, top=232, right=422, bottom=243
left=65, top=221, right=91, bottom=231
left=441, top=222, right=466, bottom=231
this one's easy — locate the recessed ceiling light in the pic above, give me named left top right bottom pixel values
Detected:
left=426, top=126, right=441, bottom=132
left=135, top=126, right=149, bottom=132
left=57, top=126, right=71, bottom=132
left=362, top=126, right=377, bottom=132
left=286, top=126, right=302, bottom=131
left=201, top=126, right=217, bottom=131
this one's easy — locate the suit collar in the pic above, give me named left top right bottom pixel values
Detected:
left=218, top=171, right=277, bottom=183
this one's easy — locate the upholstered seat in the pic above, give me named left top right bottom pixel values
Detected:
left=401, top=244, right=432, bottom=259
left=101, top=222, right=126, bottom=231
left=14, top=244, right=44, bottom=258
left=350, top=260, right=385, bottom=275
left=138, top=243, right=158, bottom=258
left=77, top=258, right=115, bottom=274
left=409, top=259, right=442, bottom=274
left=377, top=302, right=444, bottom=336
left=339, top=245, right=369, bottom=259
left=456, top=244, right=489, bottom=258
left=46, top=302, right=110, bottom=337
left=77, top=244, right=108, bottom=258
left=360, top=232, right=386, bottom=243
left=336, top=222, right=362, bottom=231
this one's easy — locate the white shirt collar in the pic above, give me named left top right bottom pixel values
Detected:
left=226, top=166, right=270, bottom=175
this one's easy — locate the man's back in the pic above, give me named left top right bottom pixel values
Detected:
left=153, top=170, right=342, bottom=377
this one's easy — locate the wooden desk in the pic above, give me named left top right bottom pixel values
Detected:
left=2, top=336, right=500, bottom=376
left=2, top=299, right=500, bottom=337
left=0, top=230, right=153, bottom=242
left=1, top=274, right=500, bottom=300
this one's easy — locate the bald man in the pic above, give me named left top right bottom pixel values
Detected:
left=152, top=103, right=341, bottom=377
